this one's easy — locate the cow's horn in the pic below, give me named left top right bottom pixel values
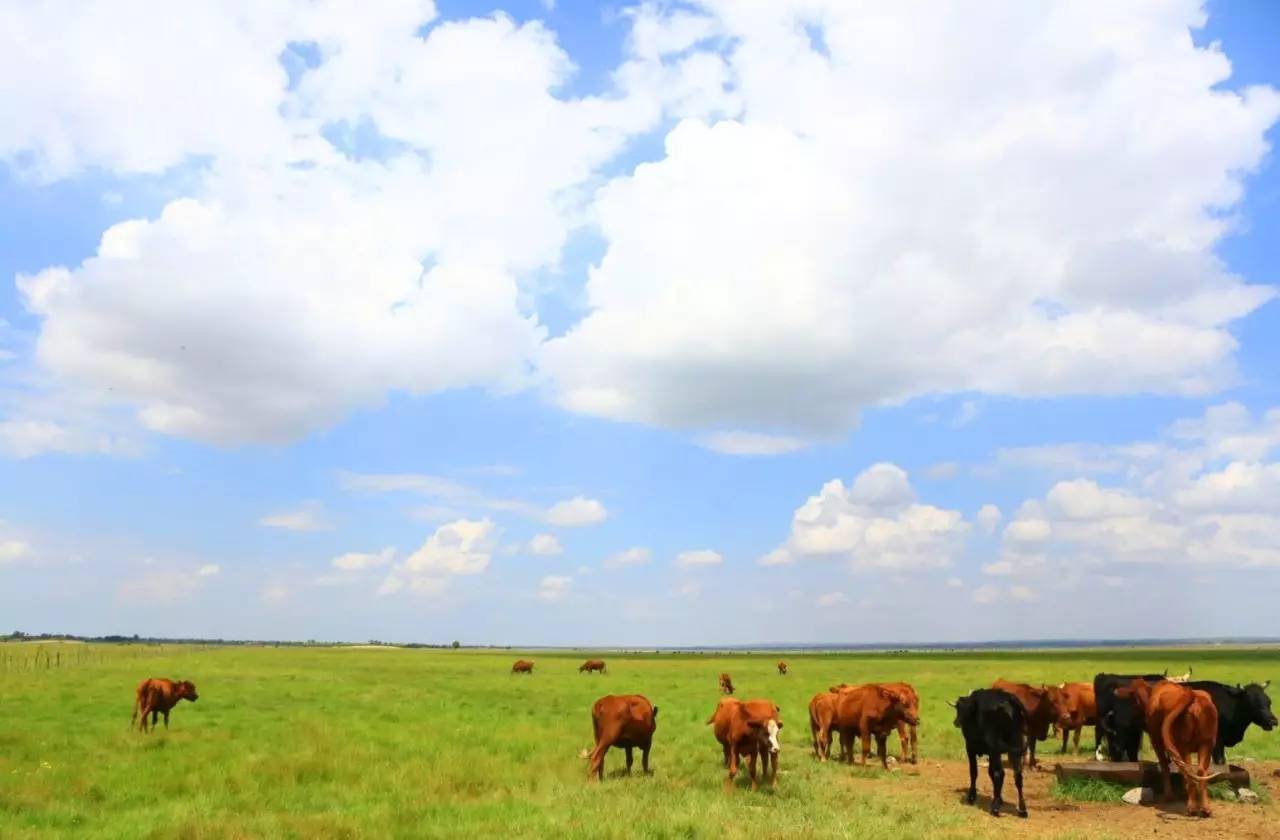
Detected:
left=946, top=700, right=957, bottom=708
left=1263, top=680, right=1271, bottom=690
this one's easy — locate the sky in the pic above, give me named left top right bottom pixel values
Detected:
left=2, top=0, right=1280, bottom=646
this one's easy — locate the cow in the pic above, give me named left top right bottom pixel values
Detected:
left=877, top=681, right=921, bottom=765
left=1114, top=678, right=1220, bottom=817
left=777, top=661, right=788, bottom=676
left=950, top=688, right=1028, bottom=818
left=131, top=678, right=198, bottom=733
left=991, top=679, right=1058, bottom=769
left=719, top=673, right=735, bottom=695
left=579, top=659, right=607, bottom=674
left=707, top=697, right=782, bottom=791
left=1094, top=671, right=1167, bottom=760
left=511, top=659, right=535, bottom=674
left=808, top=689, right=844, bottom=760
left=834, top=684, right=919, bottom=769
left=1045, top=682, right=1097, bottom=754
left=587, top=694, right=658, bottom=782
left=1184, top=680, right=1276, bottom=764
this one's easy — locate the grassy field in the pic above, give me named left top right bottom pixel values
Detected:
left=1, top=644, right=1277, bottom=838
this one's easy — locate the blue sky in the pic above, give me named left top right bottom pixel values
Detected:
left=2, top=0, right=1280, bottom=645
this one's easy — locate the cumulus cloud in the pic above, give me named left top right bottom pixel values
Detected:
left=544, top=496, right=608, bottom=527
left=332, top=547, right=395, bottom=571
left=341, top=471, right=605, bottom=526
left=675, top=548, right=723, bottom=567
left=766, top=463, right=969, bottom=571
left=541, top=1, right=1279, bottom=441
left=977, top=504, right=1002, bottom=535
left=537, top=574, right=572, bottom=601
left=379, top=518, right=498, bottom=595
left=523, top=534, right=561, bottom=556
left=259, top=504, right=333, bottom=532
left=603, top=546, right=651, bottom=568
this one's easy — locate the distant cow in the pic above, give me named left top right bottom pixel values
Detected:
left=991, top=679, right=1057, bottom=769
left=1095, top=671, right=1167, bottom=760
left=511, top=659, right=535, bottom=674
left=587, top=694, right=658, bottom=782
left=131, top=678, right=198, bottom=733
left=579, top=660, right=607, bottom=674
left=707, top=697, right=782, bottom=791
left=951, top=688, right=1028, bottom=818
left=1185, top=680, right=1276, bottom=764
left=1115, top=678, right=1219, bottom=817
left=835, top=685, right=919, bottom=769
left=719, top=673, right=735, bottom=695
left=777, top=661, right=788, bottom=676
left=1045, top=682, right=1097, bottom=754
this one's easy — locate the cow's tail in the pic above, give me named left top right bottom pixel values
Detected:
left=1160, top=692, right=1223, bottom=784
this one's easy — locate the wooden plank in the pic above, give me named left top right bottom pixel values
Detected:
left=1054, top=761, right=1251, bottom=793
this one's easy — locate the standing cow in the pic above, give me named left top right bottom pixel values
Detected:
left=707, top=697, right=782, bottom=792
left=951, top=688, right=1028, bottom=818
left=991, top=679, right=1058, bottom=769
left=132, top=678, right=198, bottom=733
left=1184, top=680, right=1276, bottom=764
left=834, top=685, right=918, bottom=769
left=1115, top=678, right=1219, bottom=817
left=1045, top=682, right=1098, bottom=754
left=777, top=661, right=788, bottom=676
left=719, top=673, right=735, bottom=695
left=587, top=694, right=657, bottom=782
left=511, top=659, right=535, bottom=674
left=1095, top=671, right=1167, bottom=760
left=579, top=660, right=607, bottom=674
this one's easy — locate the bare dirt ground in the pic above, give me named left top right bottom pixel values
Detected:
left=845, top=758, right=1280, bottom=839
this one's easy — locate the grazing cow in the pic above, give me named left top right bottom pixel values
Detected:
left=1045, top=682, right=1098, bottom=754
left=1115, top=679, right=1220, bottom=817
left=1169, top=667, right=1194, bottom=683
left=707, top=697, right=782, bottom=791
left=1184, top=680, right=1276, bottom=764
left=1094, top=671, right=1167, bottom=760
left=834, top=684, right=919, bottom=769
left=991, top=679, right=1057, bottom=769
left=719, top=673, right=735, bottom=695
left=587, top=694, right=658, bottom=782
left=951, top=689, right=1028, bottom=818
left=511, top=659, right=535, bottom=674
left=131, top=678, right=198, bottom=733
left=579, top=659, right=607, bottom=674
left=777, top=661, right=788, bottom=676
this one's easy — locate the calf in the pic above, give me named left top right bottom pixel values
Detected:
left=719, top=673, right=735, bottom=695
left=1115, top=679, right=1219, bottom=817
left=808, top=688, right=845, bottom=760
left=777, top=661, right=788, bottom=676
left=835, top=685, right=919, bottom=769
left=1094, top=671, right=1167, bottom=760
left=579, top=659, right=607, bottom=674
left=132, top=678, right=198, bottom=733
left=587, top=694, right=657, bottom=782
left=511, top=659, right=535, bottom=674
left=1045, top=682, right=1097, bottom=754
left=951, top=688, right=1028, bottom=818
left=1184, top=680, right=1276, bottom=764
left=707, top=697, right=782, bottom=791
left=991, top=679, right=1057, bottom=769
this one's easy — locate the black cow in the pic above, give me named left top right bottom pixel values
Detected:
left=951, top=689, right=1028, bottom=818
left=1184, top=680, right=1276, bottom=764
left=1094, top=671, right=1166, bottom=761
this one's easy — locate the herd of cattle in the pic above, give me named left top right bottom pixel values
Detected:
left=130, top=659, right=1275, bottom=820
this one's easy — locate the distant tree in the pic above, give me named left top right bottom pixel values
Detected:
left=451, top=640, right=460, bottom=649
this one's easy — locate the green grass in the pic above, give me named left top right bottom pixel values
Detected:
left=1050, top=776, right=1130, bottom=802
left=1, top=644, right=1277, bottom=838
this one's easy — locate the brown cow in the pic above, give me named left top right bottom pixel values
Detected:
left=579, top=659, right=607, bottom=674
left=777, top=661, right=788, bottom=675
left=707, top=697, right=782, bottom=791
left=991, top=679, right=1058, bottom=769
left=1115, top=678, right=1220, bottom=817
left=1045, top=682, right=1097, bottom=754
left=834, top=685, right=919, bottom=769
left=511, top=659, right=534, bottom=674
left=877, top=682, right=921, bottom=765
left=808, top=689, right=843, bottom=760
left=131, top=678, right=198, bottom=732
left=719, top=673, right=735, bottom=694
left=587, top=694, right=657, bottom=782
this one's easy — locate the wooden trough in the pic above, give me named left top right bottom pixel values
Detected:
left=1054, top=761, right=1251, bottom=794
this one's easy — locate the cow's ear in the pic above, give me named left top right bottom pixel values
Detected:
left=1263, top=680, right=1271, bottom=690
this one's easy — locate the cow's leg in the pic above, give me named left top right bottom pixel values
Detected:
left=1060, top=726, right=1069, bottom=753
left=1011, top=751, right=1027, bottom=818
left=770, top=750, right=779, bottom=787
left=860, top=730, right=872, bottom=766
left=722, top=743, right=731, bottom=769
left=966, top=749, right=978, bottom=805
left=150, top=710, right=159, bottom=731
left=1152, top=741, right=1173, bottom=802
left=876, top=733, right=889, bottom=770
left=1072, top=726, right=1081, bottom=754
left=725, top=746, right=738, bottom=792
left=624, top=746, right=634, bottom=775
left=746, top=749, right=759, bottom=792
left=1197, top=743, right=1213, bottom=818
left=910, top=724, right=918, bottom=765
left=587, top=742, right=607, bottom=782
left=811, top=721, right=820, bottom=760
left=163, top=710, right=170, bottom=730
left=988, top=752, right=1005, bottom=816
left=1026, top=736, right=1037, bottom=770
left=1212, top=741, right=1225, bottom=766
left=896, top=722, right=909, bottom=763
left=641, top=741, right=651, bottom=775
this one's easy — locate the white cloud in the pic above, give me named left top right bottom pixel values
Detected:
left=261, top=583, right=291, bottom=604
left=1009, top=584, right=1038, bottom=602
left=0, top=419, right=130, bottom=459
left=977, top=504, right=1002, bottom=535
left=816, top=592, right=846, bottom=608
left=118, top=567, right=207, bottom=604
left=757, top=547, right=793, bottom=567
left=541, top=2, right=1279, bottom=440
left=332, top=547, right=395, bottom=571
left=259, top=504, right=333, bottom=532
left=768, top=462, right=969, bottom=572
left=544, top=496, right=607, bottom=527
left=675, top=548, right=723, bottom=567
left=537, top=574, right=572, bottom=601
left=972, top=584, right=1002, bottom=605
left=380, top=518, right=497, bottom=594
left=946, top=576, right=963, bottom=588
left=603, top=546, right=651, bottom=568
left=925, top=461, right=960, bottom=480
left=699, top=431, right=809, bottom=455
left=0, top=539, right=29, bottom=564
left=526, top=533, right=563, bottom=555
left=195, top=564, right=220, bottom=577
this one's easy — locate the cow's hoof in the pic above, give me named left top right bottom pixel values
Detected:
left=966, top=794, right=976, bottom=806
left=989, top=806, right=1001, bottom=817
left=1017, top=809, right=1028, bottom=819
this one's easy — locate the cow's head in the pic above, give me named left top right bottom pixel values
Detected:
left=949, top=695, right=972, bottom=729
left=882, top=687, right=920, bottom=726
left=1242, top=682, right=1276, bottom=731
left=178, top=680, right=199, bottom=702
left=1044, top=685, right=1072, bottom=728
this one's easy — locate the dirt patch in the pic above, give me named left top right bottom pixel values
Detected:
left=840, top=758, right=1279, bottom=839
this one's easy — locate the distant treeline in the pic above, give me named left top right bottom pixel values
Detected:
left=0, top=631, right=469, bottom=649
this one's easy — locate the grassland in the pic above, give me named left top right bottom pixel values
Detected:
left=1, top=644, right=1277, bottom=838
